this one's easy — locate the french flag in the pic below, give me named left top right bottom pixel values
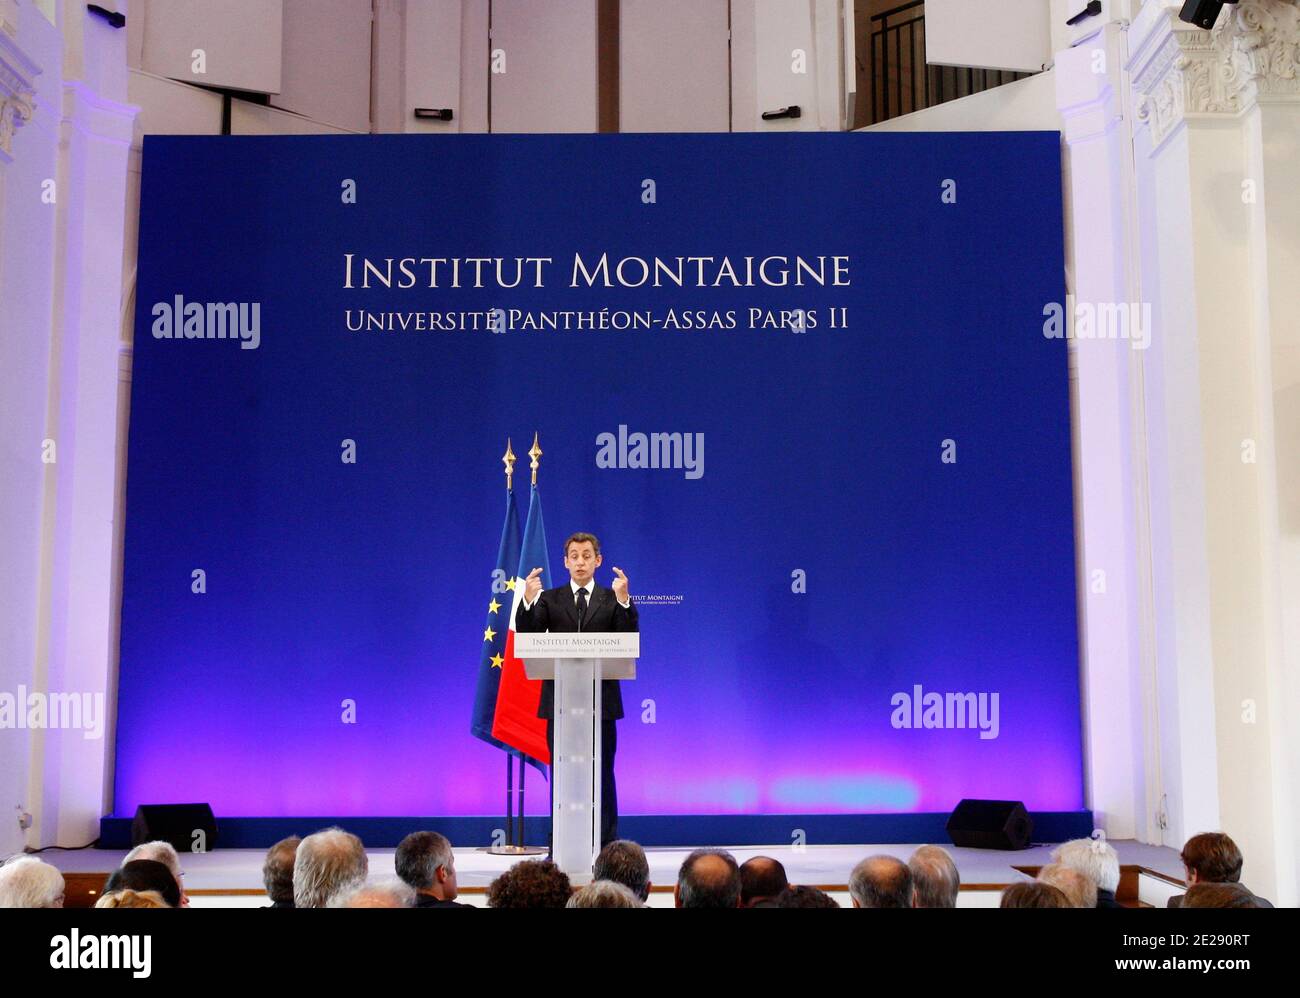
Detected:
left=492, top=484, right=551, bottom=766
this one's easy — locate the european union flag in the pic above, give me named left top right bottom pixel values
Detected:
left=470, top=488, right=522, bottom=753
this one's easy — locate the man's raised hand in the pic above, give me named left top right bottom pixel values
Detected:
left=523, top=567, right=544, bottom=604
left=611, top=566, right=630, bottom=604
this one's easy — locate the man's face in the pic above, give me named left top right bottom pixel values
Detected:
left=565, top=541, right=601, bottom=585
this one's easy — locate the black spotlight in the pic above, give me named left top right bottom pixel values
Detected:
left=1179, top=0, right=1239, bottom=30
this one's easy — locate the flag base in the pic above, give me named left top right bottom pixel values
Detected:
left=479, top=845, right=548, bottom=856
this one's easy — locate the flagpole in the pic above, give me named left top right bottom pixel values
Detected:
left=483, top=437, right=546, bottom=857
left=505, top=441, right=517, bottom=849
left=505, top=750, right=514, bottom=847
left=517, top=751, right=526, bottom=848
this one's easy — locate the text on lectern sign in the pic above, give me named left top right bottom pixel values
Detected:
left=513, top=633, right=640, bottom=659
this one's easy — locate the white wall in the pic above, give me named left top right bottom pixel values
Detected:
left=0, top=0, right=137, bottom=852
left=0, top=0, right=63, bottom=859
left=273, top=0, right=373, bottom=132
left=926, top=0, right=1052, bottom=72
left=620, top=0, right=730, bottom=132
left=489, top=0, right=598, bottom=132
left=134, top=0, right=283, bottom=94
left=1124, top=0, right=1299, bottom=907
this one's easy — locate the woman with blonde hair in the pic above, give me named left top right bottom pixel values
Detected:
left=95, top=888, right=170, bottom=908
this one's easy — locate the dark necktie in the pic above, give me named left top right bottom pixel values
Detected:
left=575, top=587, right=588, bottom=628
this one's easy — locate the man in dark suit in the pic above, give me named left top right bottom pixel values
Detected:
left=395, top=831, right=474, bottom=909
left=1166, top=831, right=1274, bottom=908
left=515, top=531, right=637, bottom=847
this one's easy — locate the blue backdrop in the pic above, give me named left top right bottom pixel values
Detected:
left=115, top=132, right=1081, bottom=819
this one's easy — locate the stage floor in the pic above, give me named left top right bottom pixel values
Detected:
left=41, top=840, right=1185, bottom=908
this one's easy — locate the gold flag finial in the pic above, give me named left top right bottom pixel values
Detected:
left=529, top=432, right=542, bottom=487
left=502, top=438, right=517, bottom=491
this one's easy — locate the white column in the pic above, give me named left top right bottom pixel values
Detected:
left=1054, top=21, right=1157, bottom=844
left=1128, top=0, right=1300, bottom=905
left=27, top=0, right=137, bottom=848
left=0, top=0, right=58, bottom=861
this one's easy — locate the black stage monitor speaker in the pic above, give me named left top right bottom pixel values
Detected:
left=945, top=799, right=1033, bottom=850
left=131, top=803, right=218, bottom=852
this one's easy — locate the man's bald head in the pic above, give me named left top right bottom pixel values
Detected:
left=848, top=855, right=913, bottom=908
left=909, top=845, right=959, bottom=908
left=739, top=856, right=789, bottom=907
left=676, top=849, right=741, bottom=908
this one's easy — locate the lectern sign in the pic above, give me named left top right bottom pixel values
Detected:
left=515, top=633, right=640, bottom=659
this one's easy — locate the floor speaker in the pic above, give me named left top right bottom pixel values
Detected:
left=945, top=798, right=1033, bottom=850
left=131, top=803, right=218, bottom=852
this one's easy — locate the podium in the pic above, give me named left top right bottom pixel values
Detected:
left=516, top=632, right=639, bottom=883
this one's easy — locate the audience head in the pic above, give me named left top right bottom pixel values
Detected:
left=1000, top=881, right=1071, bottom=908
left=487, top=860, right=572, bottom=909
left=106, top=860, right=181, bottom=908
left=738, top=856, right=789, bottom=907
left=293, top=827, right=368, bottom=909
left=908, top=845, right=959, bottom=908
left=1180, top=832, right=1243, bottom=886
left=326, top=881, right=415, bottom=908
left=1037, top=863, right=1096, bottom=909
left=124, top=840, right=186, bottom=906
left=262, top=836, right=300, bottom=906
left=95, top=888, right=169, bottom=909
left=0, top=856, right=65, bottom=908
left=1052, top=836, right=1120, bottom=897
left=675, top=848, right=741, bottom=909
left=1182, top=882, right=1259, bottom=909
left=775, top=884, right=840, bottom=908
left=567, top=880, right=642, bottom=908
left=395, top=831, right=458, bottom=900
left=593, top=840, right=650, bottom=902
left=848, top=854, right=913, bottom=908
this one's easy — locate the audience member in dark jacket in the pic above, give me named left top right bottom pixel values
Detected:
left=396, top=831, right=473, bottom=908
left=261, top=835, right=299, bottom=908
left=1167, top=832, right=1273, bottom=908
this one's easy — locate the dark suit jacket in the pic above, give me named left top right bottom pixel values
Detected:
left=413, top=894, right=473, bottom=908
left=1167, top=884, right=1273, bottom=908
left=514, top=581, right=638, bottom=720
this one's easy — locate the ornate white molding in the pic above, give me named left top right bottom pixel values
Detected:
left=0, top=17, right=40, bottom=163
left=1130, top=0, right=1300, bottom=147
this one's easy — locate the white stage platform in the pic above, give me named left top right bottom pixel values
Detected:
left=40, top=840, right=1186, bottom=908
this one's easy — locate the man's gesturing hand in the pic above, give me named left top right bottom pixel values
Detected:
left=611, top=566, right=630, bottom=604
left=523, top=567, right=544, bottom=604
